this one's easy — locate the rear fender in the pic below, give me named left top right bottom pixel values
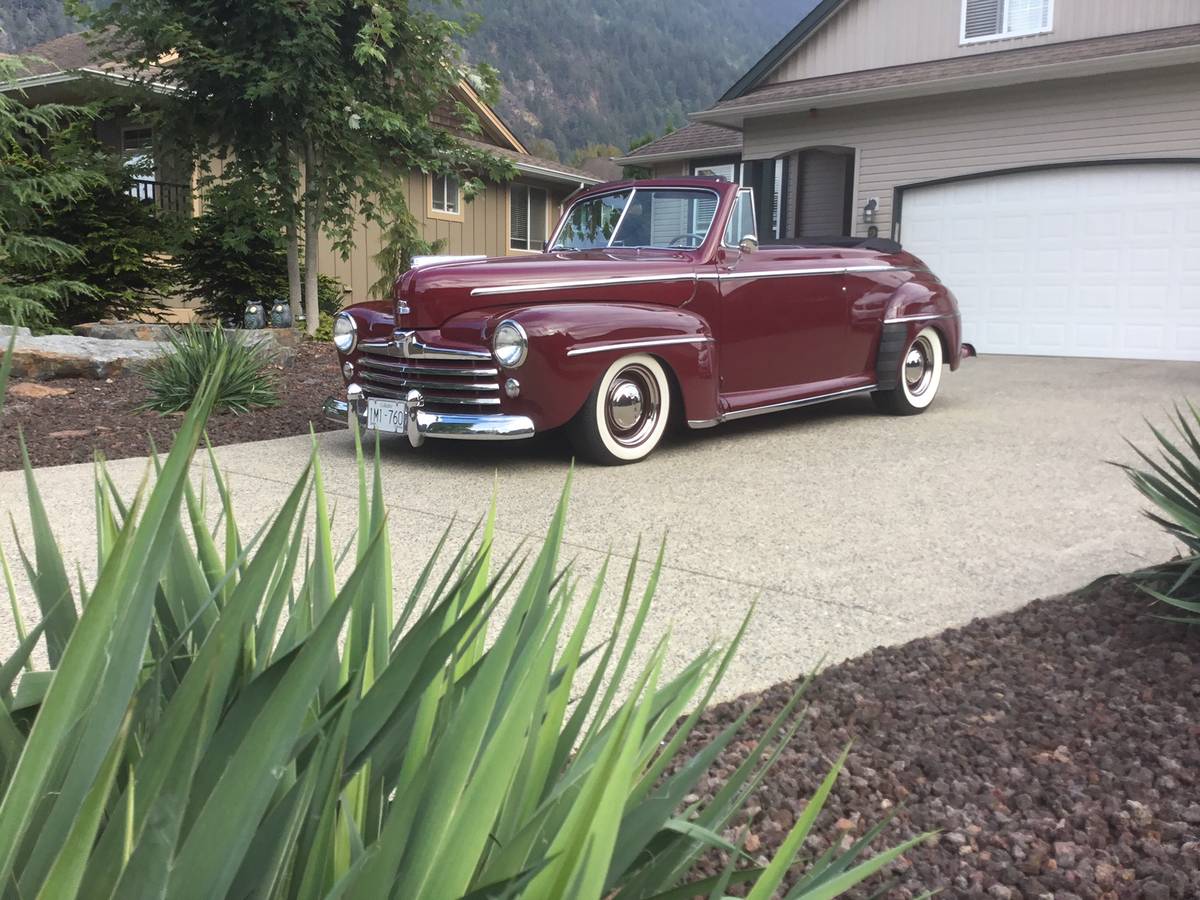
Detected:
left=879, top=279, right=964, bottom=378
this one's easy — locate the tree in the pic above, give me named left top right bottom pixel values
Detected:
left=0, top=56, right=104, bottom=328
left=81, top=0, right=516, bottom=334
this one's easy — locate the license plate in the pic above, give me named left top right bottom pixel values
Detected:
left=366, top=398, right=407, bottom=434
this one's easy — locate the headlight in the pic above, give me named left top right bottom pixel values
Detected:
left=492, top=320, right=527, bottom=368
left=332, top=313, right=357, bottom=353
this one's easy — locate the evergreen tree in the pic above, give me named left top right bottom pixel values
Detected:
left=0, top=56, right=103, bottom=328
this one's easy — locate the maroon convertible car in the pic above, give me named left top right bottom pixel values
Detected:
left=325, top=177, right=974, bottom=464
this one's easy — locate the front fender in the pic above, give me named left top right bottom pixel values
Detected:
left=443, top=302, right=719, bottom=431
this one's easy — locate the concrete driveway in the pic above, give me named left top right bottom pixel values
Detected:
left=1, top=356, right=1196, bottom=698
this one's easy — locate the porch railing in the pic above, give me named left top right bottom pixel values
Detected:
left=129, top=179, right=192, bottom=216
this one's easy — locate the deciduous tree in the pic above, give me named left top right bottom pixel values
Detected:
left=81, top=0, right=515, bottom=333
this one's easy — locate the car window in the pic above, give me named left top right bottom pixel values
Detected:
left=552, top=188, right=721, bottom=251
left=724, top=189, right=757, bottom=247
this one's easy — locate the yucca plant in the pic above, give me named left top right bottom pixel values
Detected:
left=0, top=356, right=931, bottom=899
left=1117, top=402, right=1200, bottom=624
left=138, top=324, right=279, bottom=414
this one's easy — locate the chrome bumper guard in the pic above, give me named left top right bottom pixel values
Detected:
left=323, top=386, right=535, bottom=447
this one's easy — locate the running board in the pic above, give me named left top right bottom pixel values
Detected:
left=688, top=384, right=878, bottom=429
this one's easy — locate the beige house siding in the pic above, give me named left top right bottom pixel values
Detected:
left=742, top=62, right=1200, bottom=238
left=317, top=177, right=572, bottom=305
left=766, top=0, right=1200, bottom=84
left=651, top=161, right=691, bottom=177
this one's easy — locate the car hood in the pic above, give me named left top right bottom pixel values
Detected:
left=394, top=250, right=699, bottom=329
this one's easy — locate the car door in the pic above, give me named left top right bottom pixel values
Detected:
left=715, top=189, right=851, bottom=401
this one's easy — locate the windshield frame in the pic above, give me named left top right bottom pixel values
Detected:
left=547, top=185, right=723, bottom=253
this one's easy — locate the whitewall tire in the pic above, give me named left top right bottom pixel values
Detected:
left=873, top=326, right=944, bottom=415
left=568, top=354, right=672, bottom=465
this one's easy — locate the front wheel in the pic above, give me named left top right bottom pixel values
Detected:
left=568, top=354, right=672, bottom=465
left=872, top=326, right=944, bottom=415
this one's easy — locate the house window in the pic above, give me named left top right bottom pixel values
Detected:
left=430, top=173, right=461, bottom=216
left=962, top=0, right=1051, bottom=43
left=510, top=184, right=548, bottom=251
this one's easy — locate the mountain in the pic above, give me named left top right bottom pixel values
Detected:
left=2, top=0, right=816, bottom=154
left=447, top=0, right=815, bottom=155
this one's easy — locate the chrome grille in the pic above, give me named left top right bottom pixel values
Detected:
left=357, top=345, right=501, bottom=410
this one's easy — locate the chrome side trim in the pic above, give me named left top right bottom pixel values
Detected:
left=697, top=264, right=899, bottom=281
left=721, top=384, right=877, bottom=422
left=566, top=335, right=714, bottom=357
left=470, top=272, right=697, bottom=297
left=687, top=418, right=720, bottom=430
left=883, top=313, right=949, bottom=324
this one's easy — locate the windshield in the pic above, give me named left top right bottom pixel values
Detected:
left=551, top=188, right=721, bottom=251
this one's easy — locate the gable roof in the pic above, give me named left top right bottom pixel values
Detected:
left=612, top=122, right=742, bottom=165
left=720, top=0, right=842, bottom=101
left=697, top=23, right=1200, bottom=128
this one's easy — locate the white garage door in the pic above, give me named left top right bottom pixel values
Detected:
left=900, top=164, right=1200, bottom=361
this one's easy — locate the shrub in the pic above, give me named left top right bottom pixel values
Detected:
left=178, top=176, right=346, bottom=324
left=138, top=325, right=279, bottom=414
left=0, top=362, right=931, bottom=899
left=1118, top=402, right=1200, bottom=624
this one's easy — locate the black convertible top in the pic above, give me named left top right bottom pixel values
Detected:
left=762, top=235, right=903, bottom=254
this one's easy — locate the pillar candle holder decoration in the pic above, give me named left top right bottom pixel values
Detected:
left=269, top=298, right=294, bottom=329
left=243, top=299, right=266, bottom=329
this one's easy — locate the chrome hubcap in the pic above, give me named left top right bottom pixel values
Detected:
left=904, top=336, right=934, bottom=396
left=605, top=365, right=660, bottom=447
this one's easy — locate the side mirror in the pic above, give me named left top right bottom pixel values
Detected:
left=739, top=234, right=759, bottom=253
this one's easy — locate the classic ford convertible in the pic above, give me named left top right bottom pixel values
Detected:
left=325, top=177, right=973, bottom=464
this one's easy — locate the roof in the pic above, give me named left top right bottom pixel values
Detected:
left=19, top=31, right=107, bottom=74
left=463, top=139, right=600, bottom=186
left=613, top=122, right=742, bottom=165
left=696, top=24, right=1200, bottom=126
left=720, top=0, right=840, bottom=101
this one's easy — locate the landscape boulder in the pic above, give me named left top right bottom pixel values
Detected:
left=6, top=335, right=170, bottom=381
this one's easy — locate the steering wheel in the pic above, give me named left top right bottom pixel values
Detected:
left=668, top=233, right=703, bottom=248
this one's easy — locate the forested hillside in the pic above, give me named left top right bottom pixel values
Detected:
left=2, top=0, right=815, bottom=154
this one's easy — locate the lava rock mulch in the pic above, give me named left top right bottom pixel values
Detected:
left=684, top=578, right=1199, bottom=899
left=0, top=343, right=344, bottom=471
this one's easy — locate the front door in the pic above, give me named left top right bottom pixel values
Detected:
left=716, top=191, right=852, bottom=404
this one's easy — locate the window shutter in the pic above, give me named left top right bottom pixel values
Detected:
left=510, top=185, right=529, bottom=250
left=963, top=0, right=1003, bottom=39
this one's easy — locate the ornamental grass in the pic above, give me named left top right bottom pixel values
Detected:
left=0, top=344, right=929, bottom=899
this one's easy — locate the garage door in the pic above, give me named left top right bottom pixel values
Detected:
left=899, top=163, right=1200, bottom=361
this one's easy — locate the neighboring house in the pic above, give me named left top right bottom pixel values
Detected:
left=5, top=32, right=600, bottom=317
left=617, top=1, right=1200, bottom=361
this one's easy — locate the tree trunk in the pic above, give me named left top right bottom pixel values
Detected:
left=302, top=138, right=323, bottom=337
left=281, top=139, right=302, bottom=318
left=286, top=217, right=301, bottom=319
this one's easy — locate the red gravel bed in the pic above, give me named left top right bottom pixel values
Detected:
left=684, top=579, right=1199, bottom=899
left=1, top=343, right=344, bottom=471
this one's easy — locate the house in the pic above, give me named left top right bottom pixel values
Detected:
left=5, top=32, right=600, bottom=317
left=617, top=1, right=1200, bottom=362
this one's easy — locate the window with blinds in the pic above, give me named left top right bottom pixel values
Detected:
left=962, top=0, right=1051, bottom=42
left=510, top=184, right=548, bottom=251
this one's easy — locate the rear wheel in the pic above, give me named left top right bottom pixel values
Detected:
left=872, top=326, right=943, bottom=415
left=568, top=354, right=671, bottom=464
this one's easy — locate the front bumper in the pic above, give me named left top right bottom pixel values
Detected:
left=323, top=386, right=535, bottom=447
